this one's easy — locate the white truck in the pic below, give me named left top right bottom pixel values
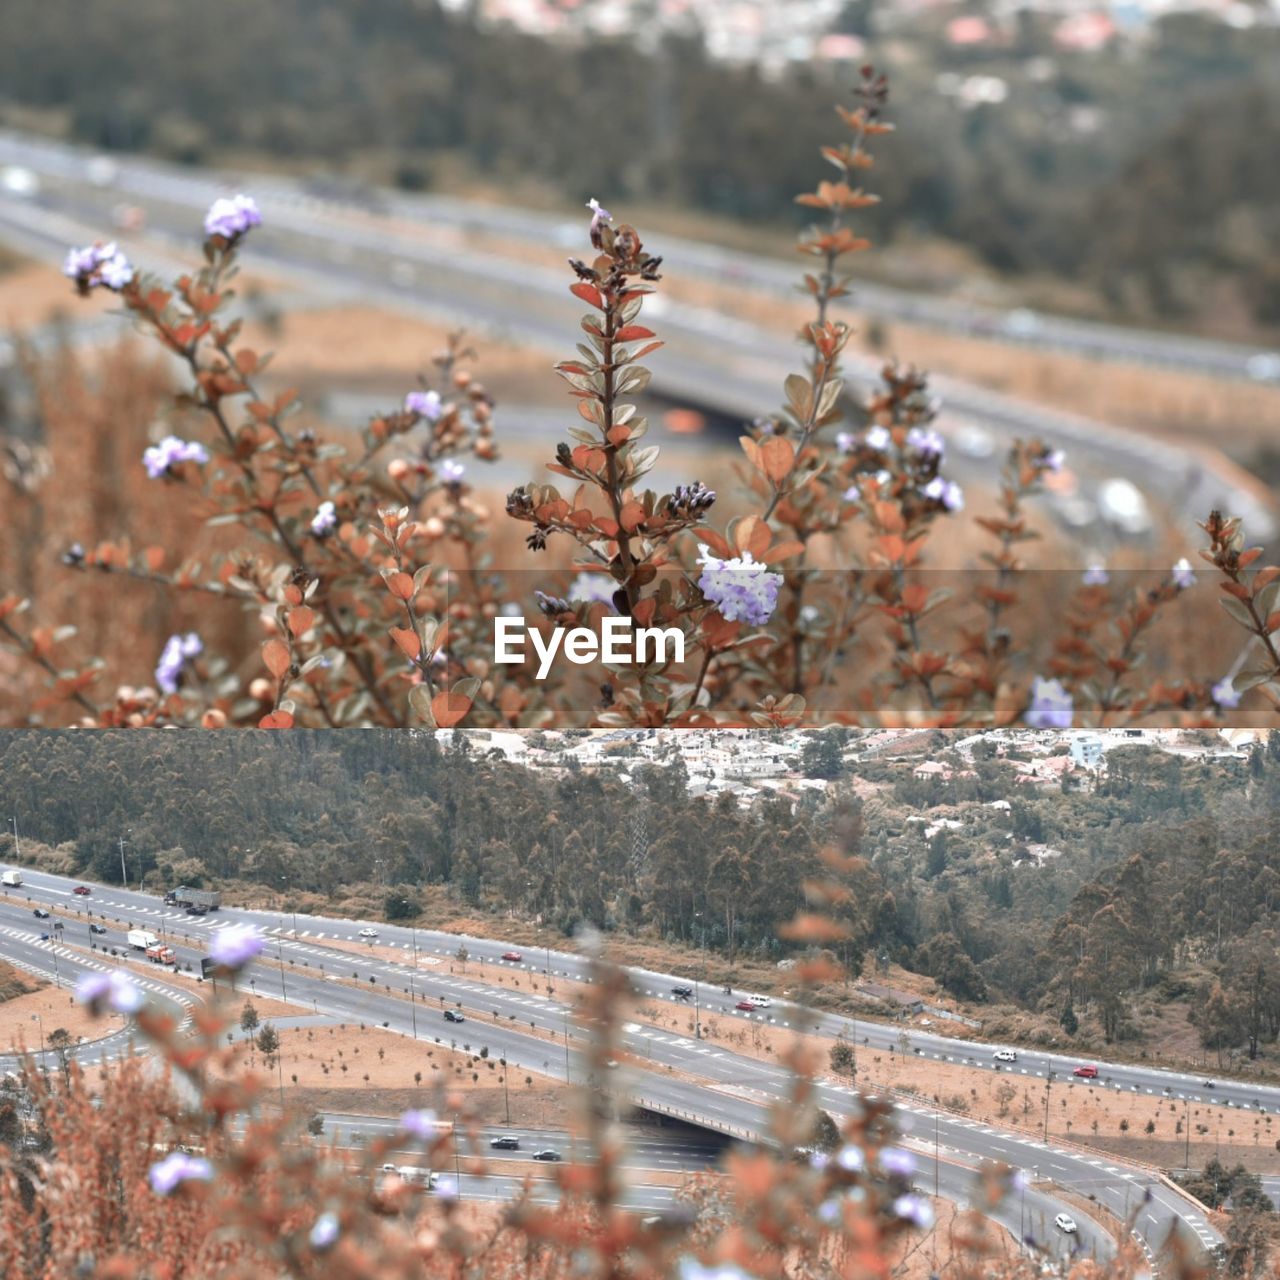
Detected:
left=127, top=928, right=159, bottom=950
left=1, top=870, right=21, bottom=887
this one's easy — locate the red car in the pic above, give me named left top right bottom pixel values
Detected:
left=501, top=951, right=523, bottom=962
left=735, top=1000, right=757, bottom=1012
left=73, top=885, right=91, bottom=895
left=1073, top=1065, right=1099, bottom=1079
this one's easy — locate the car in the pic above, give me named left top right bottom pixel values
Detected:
left=33, top=908, right=49, bottom=919
left=1202, top=1080, right=1216, bottom=1089
left=1097, top=478, right=1153, bottom=538
left=90, top=923, right=107, bottom=935
left=1246, top=352, right=1280, bottom=383
left=1073, top=1065, right=1099, bottom=1079
left=994, top=1049, right=1018, bottom=1063
left=532, top=1149, right=562, bottom=1162
left=736, top=1000, right=757, bottom=1012
left=605, top=1059, right=620, bottom=1069
left=39, top=933, right=49, bottom=941
left=489, top=1136, right=520, bottom=1150
left=1054, top=1213, right=1078, bottom=1234
left=670, top=985, right=693, bottom=1000
left=73, top=885, right=91, bottom=896
left=501, top=951, right=523, bottom=962
left=747, top=995, right=771, bottom=1009
left=0, top=166, right=39, bottom=198
left=443, top=1009, right=465, bottom=1023
left=185, top=905, right=206, bottom=916
left=358, top=927, right=378, bottom=939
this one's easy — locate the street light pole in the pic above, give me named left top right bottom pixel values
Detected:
left=119, top=834, right=130, bottom=888
left=9, top=816, right=19, bottom=860
left=409, top=976, right=418, bottom=1040
left=276, top=936, right=287, bottom=1000
left=1043, top=1071, right=1054, bottom=1143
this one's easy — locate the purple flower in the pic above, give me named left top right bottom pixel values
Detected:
left=922, top=477, right=964, bottom=512
left=836, top=1143, right=865, bottom=1173
left=75, top=969, right=144, bottom=1015
left=697, top=549, right=783, bottom=626
left=864, top=425, right=892, bottom=452
left=311, top=501, right=337, bottom=537
left=879, top=1147, right=916, bottom=1178
left=569, top=573, right=618, bottom=608
left=892, top=1193, right=934, bottom=1229
left=155, top=632, right=203, bottom=696
left=1171, top=558, right=1196, bottom=590
left=204, top=194, right=261, bottom=241
left=677, top=1262, right=751, bottom=1280
left=404, top=390, right=442, bottom=421
left=835, top=431, right=856, bottom=453
left=1082, top=563, right=1109, bottom=586
left=309, top=1212, right=341, bottom=1251
left=1212, top=677, right=1240, bottom=709
left=149, top=1151, right=214, bottom=1195
left=209, top=924, right=265, bottom=970
left=587, top=197, right=612, bottom=230
left=63, top=241, right=134, bottom=292
left=431, top=1173, right=459, bottom=1199
left=143, top=436, right=209, bottom=479
left=1026, top=676, right=1073, bottom=729
left=399, top=1109, right=437, bottom=1141
left=906, top=426, right=945, bottom=460
left=439, top=459, right=466, bottom=484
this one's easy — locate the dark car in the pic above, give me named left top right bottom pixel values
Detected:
left=39, top=933, right=50, bottom=941
left=73, top=885, right=91, bottom=896
left=671, top=985, right=693, bottom=1000
left=33, top=908, right=50, bottom=919
left=489, top=1136, right=520, bottom=1150
left=443, top=1009, right=465, bottom=1023
left=532, top=1149, right=561, bottom=1162
left=185, top=905, right=207, bottom=916
left=90, top=923, right=107, bottom=935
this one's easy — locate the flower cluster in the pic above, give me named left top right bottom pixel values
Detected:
left=155, top=631, right=202, bottom=696
left=696, top=549, right=784, bottom=626
left=62, top=240, right=134, bottom=292
left=143, top=435, right=209, bottom=479
left=203, top=193, right=262, bottom=242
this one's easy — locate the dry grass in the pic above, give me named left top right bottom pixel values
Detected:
left=0, top=972, right=125, bottom=1052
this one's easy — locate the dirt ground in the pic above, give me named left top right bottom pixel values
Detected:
left=0, top=972, right=124, bottom=1055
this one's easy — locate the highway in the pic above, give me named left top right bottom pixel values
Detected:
left=0, top=869, right=1232, bottom=1267
left=0, top=131, right=1274, bottom=549
left=4, top=130, right=1277, bottom=385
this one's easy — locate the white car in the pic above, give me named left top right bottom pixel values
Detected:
left=994, top=1049, right=1018, bottom=1063
left=1054, top=1213, right=1078, bottom=1234
left=359, top=927, right=379, bottom=939
left=0, top=166, right=39, bottom=198
left=747, top=995, right=771, bottom=1009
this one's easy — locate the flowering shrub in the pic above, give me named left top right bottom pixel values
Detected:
left=0, top=67, right=1262, bottom=728
left=0, top=920, right=1224, bottom=1280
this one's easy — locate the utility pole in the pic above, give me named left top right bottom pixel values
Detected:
left=933, top=1112, right=939, bottom=1198
left=501, top=1057, right=510, bottom=1126
left=409, top=976, right=418, bottom=1040
left=276, top=935, right=287, bottom=1000
left=118, top=833, right=130, bottom=888
left=562, top=1010, right=571, bottom=1083
left=9, top=815, right=19, bottom=860
left=1043, top=1071, right=1054, bottom=1143
left=1184, top=1094, right=1191, bottom=1170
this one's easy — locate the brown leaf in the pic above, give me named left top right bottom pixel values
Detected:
left=261, top=638, right=292, bottom=680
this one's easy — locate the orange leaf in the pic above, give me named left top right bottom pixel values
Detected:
left=431, top=691, right=472, bottom=728
left=258, top=710, right=295, bottom=729
left=261, top=638, right=292, bottom=680
left=386, top=572, right=415, bottom=600
left=390, top=627, right=421, bottom=660
left=287, top=606, right=315, bottom=637
left=760, top=436, right=795, bottom=485
left=616, top=325, right=656, bottom=342
left=619, top=500, right=647, bottom=533
left=144, top=546, right=166, bottom=572
left=569, top=282, right=604, bottom=310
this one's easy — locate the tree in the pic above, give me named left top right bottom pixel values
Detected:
left=800, top=732, right=844, bottom=781
left=47, top=1029, right=74, bottom=1084
left=256, top=1023, right=279, bottom=1063
left=1060, top=999, right=1079, bottom=1037
left=239, top=1002, right=260, bottom=1048
left=306, top=1114, right=325, bottom=1136
left=829, top=1041, right=856, bottom=1077
left=384, top=888, right=420, bottom=921
left=808, top=1109, right=840, bottom=1153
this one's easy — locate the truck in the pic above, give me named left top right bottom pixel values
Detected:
left=145, top=944, right=176, bottom=965
left=127, top=929, right=159, bottom=950
left=166, top=886, right=220, bottom=911
left=1, top=870, right=21, bottom=887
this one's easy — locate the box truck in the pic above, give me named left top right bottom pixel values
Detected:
left=127, top=928, right=159, bottom=950
left=146, top=944, right=176, bottom=965
left=1, top=870, right=21, bottom=887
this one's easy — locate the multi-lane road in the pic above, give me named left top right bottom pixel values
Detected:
left=0, top=130, right=1274, bottom=548
left=1, top=867, right=1242, bottom=1268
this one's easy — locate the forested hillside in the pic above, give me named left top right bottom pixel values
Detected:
left=0, top=731, right=1276, bottom=1060
left=1, top=0, right=1277, bottom=329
